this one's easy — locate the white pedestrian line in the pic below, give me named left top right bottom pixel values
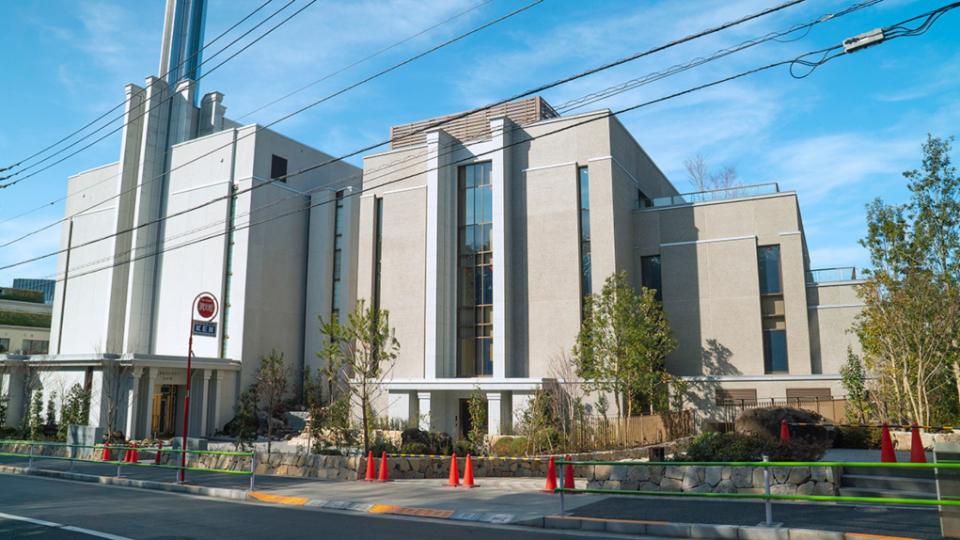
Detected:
left=0, top=512, right=134, bottom=540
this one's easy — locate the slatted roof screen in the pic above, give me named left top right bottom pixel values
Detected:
left=389, top=96, right=560, bottom=150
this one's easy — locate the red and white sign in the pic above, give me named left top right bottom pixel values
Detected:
left=196, top=294, right=218, bottom=320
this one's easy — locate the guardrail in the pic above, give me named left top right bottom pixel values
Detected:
left=554, top=458, right=958, bottom=523
left=0, top=440, right=256, bottom=490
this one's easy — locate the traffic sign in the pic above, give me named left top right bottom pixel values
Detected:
left=196, top=294, right=217, bottom=320
left=192, top=320, right=217, bottom=337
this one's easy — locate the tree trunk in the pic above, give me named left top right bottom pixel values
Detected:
left=361, top=393, right=369, bottom=453
left=953, top=362, right=960, bottom=417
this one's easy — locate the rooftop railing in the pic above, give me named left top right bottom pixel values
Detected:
left=805, top=267, right=857, bottom=283
left=636, top=183, right=780, bottom=210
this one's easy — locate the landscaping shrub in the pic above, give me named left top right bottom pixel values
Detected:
left=675, top=432, right=829, bottom=462
left=369, top=439, right=398, bottom=457
left=400, top=443, right=431, bottom=455
left=314, top=448, right=344, bottom=456
left=491, top=437, right=515, bottom=456
left=508, top=437, right=529, bottom=457
left=0, top=288, right=44, bottom=304
left=835, top=426, right=882, bottom=449
left=452, top=440, right=474, bottom=457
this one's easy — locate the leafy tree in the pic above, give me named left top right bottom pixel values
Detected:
left=45, top=391, right=57, bottom=426
left=29, top=387, right=44, bottom=440
left=466, top=388, right=487, bottom=453
left=231, top=387, right=258, bottom=451
left=853, top=135, right=960, bottom=425
left=302, top=365, right=328, bottom=452
left=318, top=299, right=399, bottom=453
left=840, top=348, right=873, bottom=423
left=573, top=271, right=677, bottom=418
left=58, top=383, right=91, bottom=442
left=255, top=350, right=291, bottom=454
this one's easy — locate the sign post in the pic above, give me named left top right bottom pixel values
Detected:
left=180, top=292, right=218, bottom=483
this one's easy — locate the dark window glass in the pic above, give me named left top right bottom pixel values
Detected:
left=763, top=329, right=789, bottom=373
left=457, top=162, right=493, bottom=376
left=758, top=245, right=782, bottom=294
left=271, top=155, right=288, bottom=183
left=579, top=166, right=592, bottom=300
left=373, top=197, right=383, bottom=313
left=641, top=255, right=662, bottom=302
left=331, top=191, right=344, bottom=324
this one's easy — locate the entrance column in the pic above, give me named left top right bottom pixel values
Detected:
left=126, top=367, right=143, bottom=439
left=145, top=368, right=158, bottom=438
left=212, top=373, right=223, bottom=435
left=486, top=392, right=502, bottom=435
left=418, top=391, right=432, bottom=431
left=200, top=370, right=211, bottom=437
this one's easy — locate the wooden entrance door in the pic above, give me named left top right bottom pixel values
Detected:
left=151, top=385, right=177, bottom=438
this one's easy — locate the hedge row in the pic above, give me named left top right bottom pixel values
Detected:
left=0, top=288, right=44, bottom=304
left=0, top=310, right=52, bottom=328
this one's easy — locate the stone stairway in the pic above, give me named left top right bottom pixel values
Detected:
left=839, top=465, right=937, bottom=500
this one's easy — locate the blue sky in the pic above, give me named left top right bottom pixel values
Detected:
left=0, top=0, right=957, bottom=286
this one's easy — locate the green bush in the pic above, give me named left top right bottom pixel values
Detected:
left=508, top=437, right=529, bottom=457
left=452, top=440, right=475, bottom=457
left=369, top=440, right=399, bottom=457
left=675, top=432, right=829, bottom=462
left=0, top=311, right=52, bottom=330
left=400, top=443, right=431, bottom=455
left=0, top=288, right=44, bottom=304
left=491, top=437, right=516, bottom=456
left=314, top=448, right=344, bottom=456
left=835, top=426, right=882, bottom=449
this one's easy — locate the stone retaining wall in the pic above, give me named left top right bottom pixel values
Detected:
left=586, top=464, right=842, bottom=496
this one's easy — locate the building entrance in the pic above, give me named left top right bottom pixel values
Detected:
left=151, top=385, right=178, bottom=438
left=459, top=398, right=488, bottom=440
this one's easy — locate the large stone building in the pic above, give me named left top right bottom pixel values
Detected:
left=0, top=0, right=863, bottom=438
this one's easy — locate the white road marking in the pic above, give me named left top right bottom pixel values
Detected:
left=0, top=512, right=134, bottom=540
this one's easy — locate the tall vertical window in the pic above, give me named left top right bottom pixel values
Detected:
left=758, top=245, right=782, bottom=294
left=373, top=197, right=383, bottom=314
left=271, top=155, right=288, bottom=183
left=457, top=162, right=493, bottom=377
left=331, top=191, right=344, bottom=322
left=641, top=255, right=662, bottom=302
left=578, top=167, right=592, bottom=300
left=758, top=245, right=787, bottom=373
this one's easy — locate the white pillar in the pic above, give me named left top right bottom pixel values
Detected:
left=212, top=374, right=223, bottom=435
left=486, top=391, right=502, bottom=436
left=126, top=368, right=143, bottom=439
left=423, top=129, right=456, bottom=379
left=490, top=118, right=512, bottom=379
left=146, top=368, right=158, bottom=438
left=200, top=370, right=211, bottom=437
left=418, top=391, right=432, bottom=431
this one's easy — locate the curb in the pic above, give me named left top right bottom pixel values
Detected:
left=522, top=516, right=923, bottom=540
left=0, top=465, right=248, bottom=501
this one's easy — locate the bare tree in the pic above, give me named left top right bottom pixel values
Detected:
left=255, top=349, right=292, bottom=454
left=99, top=357, right=133, bottom=442
left=547, top=350, right=588, bottom=450
left=684, top=152, right=741, bottom=192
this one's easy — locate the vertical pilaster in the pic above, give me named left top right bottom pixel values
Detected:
left=486, top=392, right=502, bottom=435
left=490, top=118, right=513, bottom=379
left=424, top=129, right=455, bottom=379
left=201, top=370, right=211, bottom=436
left=126, top=368, right=143, bottom=439
left=146, top=369, right=158, bottom=438
left=418, top=391, right=432, bottom=431
left=212, top=374, right=223, bottom=434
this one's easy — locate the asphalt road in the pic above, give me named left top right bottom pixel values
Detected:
left=0, top=474, right=586, bottom=540
left=570, top=496, right=942, bottom=540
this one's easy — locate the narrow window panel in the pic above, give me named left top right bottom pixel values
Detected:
left=465, top=189, right=475, bottom=225
left=582, top=253, right=592, bottom=296
left=641, top=255, right=662, bottom=302
left=581, top=209, right=591, bottom=240
left=475, top=187, right=484, bottom=224
left=758, top=245, right=782, bottom=294
left=482, top=223, right=492, bottom=252
left=467, top=165, right=475, bottom=188
left=579, top=168, right=590, bottom=209
left=482, top=185, right=493, bottom=223
left=483, top=266, right=494, bottom=305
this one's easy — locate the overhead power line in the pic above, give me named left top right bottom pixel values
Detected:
left=0, top=0, right=280, bottom=180
left=0, top=0, right=803, bottom=252
left=13, top=0, right=956, bottom=281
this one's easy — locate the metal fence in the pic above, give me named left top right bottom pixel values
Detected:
left=720, top=397, right=848, bottom=427
left=554, top=458, right=959, bottom=522
left=0, top=440, right=256, bottom=490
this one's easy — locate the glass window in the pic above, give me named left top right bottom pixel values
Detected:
left=763, top=329, right=789, bottom=373
left=579, top=166, right=592, bottom=300
left=641, top=255, right=662, bottom=302
left=457, top=163, right=493, bottom=376
left=0, top=338, right=8, bottom=353
left=758, top=245, right=782, bottom=295
left=271, top=155, right=288, bottom=183
left=373, top=197, right=383, bottom=313
left=331, top=191, right=345, bottom=325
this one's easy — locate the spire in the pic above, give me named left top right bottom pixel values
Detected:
left=159, top=0, right=208, bottom=97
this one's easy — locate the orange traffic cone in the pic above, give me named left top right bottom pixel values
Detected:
left=910, top=424, right=927, bottom=464
left=459, top=454, right=477, bottom=488
left=540, top=456, right=558, bottom=493
left=121, top=445, right=129, bottom=463
left=154, top=441, right=163, bottom=465
left=564, top=455, right=576, bottom=490
left=780, top=420, right=790, bottom=444
left=101, top=444, right=110, bottom=461
left=880, top=422, right=897, bottom=463
left=133, top=443, right=139, bottom=462
left=444, top=454, right=460, bottom=487
left=361, top=451, right=376, bottom=481
left=376, top=452, right=392, bottom=482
